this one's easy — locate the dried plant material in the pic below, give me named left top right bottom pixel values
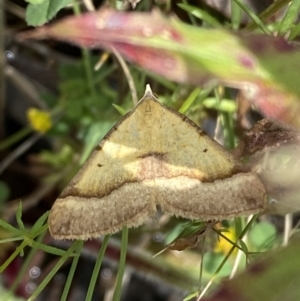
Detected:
left=167, top=226, right=207, bottom=251
left=241, top=119, right=300, bottom=214
left=168, top=234, right=200, bottom=251
left=243, top=119, right=300, bottom=157
left=49, top=85, right=266, bottom=240
left=154, top=222, right=209, bottom=257
left=153, top=232, right=203, bottom=258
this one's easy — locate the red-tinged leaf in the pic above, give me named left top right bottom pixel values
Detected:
left=201, top=240, right=300, bottom=301
left=18, top=9, right=300, bottom=128
left=19, top=10, right=198, bottom=85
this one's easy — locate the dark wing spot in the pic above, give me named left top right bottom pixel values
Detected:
left=97, top=164, right=103, bottom=167
left=138, top=152, right=166, bottom=159
left=203, top=148, right=208, bottom=153
left=95, top=145, right=102, bottom=151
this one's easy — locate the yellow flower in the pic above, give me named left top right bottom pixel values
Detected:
left=214, top=226, right=237, bottom=255
left=27, top=108, right=52, bottom=133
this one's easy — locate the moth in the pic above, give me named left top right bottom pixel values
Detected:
left=49, top=85, right=265, bottom=240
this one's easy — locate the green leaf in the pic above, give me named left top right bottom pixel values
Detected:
left=179, top=87, right=201, bottom=114
left=31, top=211, right=49, bottom=234
left=249, top=221, right=276, bottom=250
left=231, top=0, right=242, bottom=30
left=278, top=0, right=300, bottom=36
left=203, top=252, right=233, bottom=277
left=112, top=104, right=128, bottom=116
left=25, top=0, right=73, bottom=26
left=0, top=218, right=21, bottom=236
left=32, top=241, right=68, bottom=256
left=289, top=22, right=300, bottom=40
left=178, top=3, right=222, bottom=28
left=0, top=236, right=24, bottom=243
left=233, top=0, right=271, bottom=34
left=239, top=240, right=249, bottom=254
left=244, top=0, right=288, bottom=32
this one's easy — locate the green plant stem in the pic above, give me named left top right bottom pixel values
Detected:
left=0, top=240, right=27, bottom=272
left=198, top=216, right=258, bottom=299
left=244, top=0, right=291, bottom=32
left=181, top=0, right=198, bottom=26
left=0, top=236, right=24, bottom=243
left=233, top=0, right=271, bottom=34
left=198, top=234, right=206, bottom=292
left=85, top=235, right=110, bottom=301
left=112, top=227, right=129, bottom=301
left=72, top=3, right=97, bottom=99
left=234, top=217, right=244, bottom=238
left=82, top=48, right=97, bottom=97
left=222, top=112, right=236, bottom=149
left=28, top=241, right=81, bottom=301
left=215, top=216, right=257, bottom=272
left=61, top=241, right=84, bottom=301
left=0, top=212, right=48, bottom=272
left=213, top=229, right=243, bottom=252
left=16, top=201, right=25, bottom=230
left=278, top=0, right=300, bottom=36
left=6, top=231, right=47, bottom=297
left=32, top=223, right=49, bottom=238
left=179, top=87, right=201, bottom=114
left=32, top=241, right=68, bottom=256
left=289, top=23, right=300, bottom=40
left=231, top=0, right=242, bottom=30
left=0, top=127, right=32, bottom=151
left=213, top=88, right=235, bottom=149
left=177, top=4, right=221, bottom=28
